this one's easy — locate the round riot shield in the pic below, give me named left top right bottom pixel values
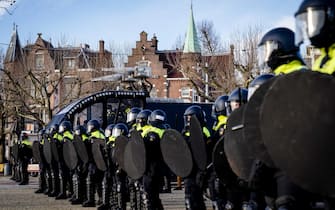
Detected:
left=213, top=138, right=237, bottom=184
left=190, top=115, right=207, bottom=170
left=224, top=104, right=252, bottom=180
left=32, top=141, right=42, bottom=163
left=124, top=130, right=146, bottom=180
left=43, top=139, right=52, bottom=164
left=161, top=129, right=193, bottom=178
left=63, top=140, right=78, bottom=170
left=242, top=77, right=277, bottom=169
left=114, top=135, right=129, bottom=170
left=92, top=139, right=107, bottom=171
left=50, top=141, right=59, bottom=162
left=260, top=70, right=335, bottom=196
left=73, top=135, right=88, bottom=165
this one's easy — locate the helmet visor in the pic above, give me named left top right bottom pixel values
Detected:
left=59, top=125, right=65, bottom=133
left=112, top=128, right=122, bottom=137
left=257, top=41, right=278, bottom=70
left=75, top=129, right=81, bottom=136
left=105, top=129, right=112, bottom=137
left=295, top=9, right=326, bottom=46
left=127, top=112, right=137, bottom=123
left=247, top=86, right=259, bottom=101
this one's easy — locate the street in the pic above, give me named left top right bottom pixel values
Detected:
left=0, top=175, right=212, bottom=210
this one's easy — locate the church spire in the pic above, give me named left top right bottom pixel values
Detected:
left=183, top=1, right=201, bottom=53
left=4, top=23, right=24, bottom=63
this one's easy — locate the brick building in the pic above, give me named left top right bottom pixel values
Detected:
left=2, top=26, right=113, bottom=132
left=1, top=5, right=233, bottom=133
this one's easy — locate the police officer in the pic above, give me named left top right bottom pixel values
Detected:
left=257, top=27, right=313, bottom=210
left=211, top=95, right=229, bottom=210
left=71, top=125, right=89, bottom=205
left=112, top=123, right=129, bottom=210
left=223, top=88, right=252, bottom=210
left=141, top=109, right=167, bottom=210
left=56, top=120, right=74, bottom=199
left=295, top=0, right=335, bottom=74
left=35, top=129, right=49, bottom=193
left=227, top=87, right=248, bottom=115
left=18, top=132, right=33, bottom=185
left=98, top=123, right=116, bottom=210
left=182, top=105, right=211, bottom=210
left=132, top=109, right=152, bottom=209
left=127, top=107, right=142, bottom=130
left=82, top=119, right=105, bottom=207
left=257, top=27, right=308, bottom=75
left=135, top=109, right=151, bottom=133
left=48, top=124, right=62, bottom=197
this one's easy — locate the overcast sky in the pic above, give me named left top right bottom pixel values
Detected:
left=0, top=0, right=302, bottom=52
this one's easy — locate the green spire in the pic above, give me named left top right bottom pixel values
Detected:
left=183, top=2, right=201, bottom=53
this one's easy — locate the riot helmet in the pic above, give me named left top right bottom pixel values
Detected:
left=228, top=87, right=248, bottom=114
left=184, top=105, right=206, bottom=127
left=74, top=125, right=87, bottom=136
left=59, top=121, right=72, bottom=134
left=136, top=109, right=152, bottom=127
left=149, top=109, right=167, bottom=128
left=112, top=123, right=129, bottom=138
left=104, top=124, right=115, bottom=138
left=87, top=119, right=100, bottom=134
left=247, top=73, right=275, bottom=100
left=49, top=124, right=59, bottom=136
left=126, top=107, right=142, bottom=126
left=258, top=27, right=301, bottom=70
left=295, top=0, right=335, bottom=48
left=212, top=95, right=229, bottom=118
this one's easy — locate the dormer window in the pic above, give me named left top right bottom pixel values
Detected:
left=35, top=53, right=44, bottom=69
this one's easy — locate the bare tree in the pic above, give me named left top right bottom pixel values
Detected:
left=227, top=24, right=264, bottom=87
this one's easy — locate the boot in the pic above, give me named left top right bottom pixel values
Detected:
left=98, top=175, right=110, bottom=209
left=69, top=173, right=77, bottom=203
left=48, top=172, right=60, bottom=197
left=71, top=175, right=85, bottom=205
left=82, top=175, right=95, bottom=207
left=35, top=172, right=46, bottom=193
left=44, top=172, right=53, bottom=195
left=55, top=175, right=67, bottom=200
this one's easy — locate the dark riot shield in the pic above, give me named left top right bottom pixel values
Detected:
left=114, top=135, right=129, bottom=170
left=63, top=140, right=78, bottom=170
left=43, top=139, right=52, bottom=164
left=12, top=143, right=19, bottom=162
left=190, top=115, right=207, bottom=170
left=224, top=104, right=251, bottom=180
left=92, top=139, right=107, bottom=171
left=242, top=77, right=277, bottom=169
left=213, top=138, right=237, bottom=184
left=73, top=135, right=88, bottom=165
left=260, top=71, right=335, bottom=196
left=124, top=130, right=146, bottom=180
left=50, top=141, right=59, bottom=162
left=161, top=129, right=193, bottom=178
left=32, top=141, right=42, bottom=163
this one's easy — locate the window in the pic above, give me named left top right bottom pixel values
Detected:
left=67, top=58, right=76, bottom=69
left=180, top=87, right=190, bottom=98
left=35, top=53, right=44, bottom=69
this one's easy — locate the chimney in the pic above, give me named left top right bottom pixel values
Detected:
left=99, top=40, right=105, bottom=54
left=140, top=31, right=148, bottom=42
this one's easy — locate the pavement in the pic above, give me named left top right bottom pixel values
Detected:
left=0, top=175, right=212, bottom=210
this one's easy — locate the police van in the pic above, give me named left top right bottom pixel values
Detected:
left=46, top=90, right=213, bottom=133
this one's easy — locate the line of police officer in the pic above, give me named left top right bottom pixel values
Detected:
left=19, top=0, right=335, bottom=209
